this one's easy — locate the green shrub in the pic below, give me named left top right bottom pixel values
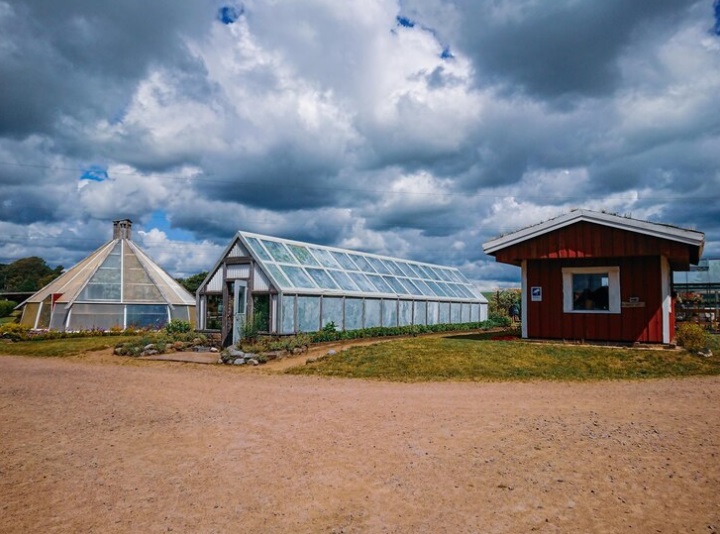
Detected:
left=164, top=319, right=192, bottom=335
left=0, top=322, right=31, bottom=341
left=676, top=322, right=710, bottom=353
left=0, top=300, right=18, bottom=318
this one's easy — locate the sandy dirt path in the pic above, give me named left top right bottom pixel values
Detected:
left=1, top=353, right=718, bottom=533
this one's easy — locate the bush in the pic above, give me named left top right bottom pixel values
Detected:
left=0, top=300, right=18, bottom=318
left=676, top=322, right=710, bottom=353
left=164, top=319, right=192, bottom=335
left=0, top=322, right=31, bottom=341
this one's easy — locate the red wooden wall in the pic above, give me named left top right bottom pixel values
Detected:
left=526, top=256, right=665, bottom=343
left=496, top=222, right=693, bottom=270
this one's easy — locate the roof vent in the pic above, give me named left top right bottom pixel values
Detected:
left=113, top=219, right=132, bottom=240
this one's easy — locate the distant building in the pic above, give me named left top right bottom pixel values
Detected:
left=197, top=231, right=488, bottom=346
left=18, top=220, right=195, bottom=330
left=483, top=210, right=704, bottom=344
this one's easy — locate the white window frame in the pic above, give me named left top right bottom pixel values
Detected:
left=562, top=266, right=621, bottom=314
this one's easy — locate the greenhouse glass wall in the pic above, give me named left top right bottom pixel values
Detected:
left=197, top=231, right=488, bottom=346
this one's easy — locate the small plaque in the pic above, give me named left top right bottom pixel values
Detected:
left=531, top=286, right=542, bottom=302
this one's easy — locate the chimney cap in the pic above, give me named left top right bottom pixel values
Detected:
left=112, top=219, right=133, bottom=240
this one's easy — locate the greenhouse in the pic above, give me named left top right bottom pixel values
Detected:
left=18, top=220, right=196, bottom=331
left=197, top=231, right=488, bottom=346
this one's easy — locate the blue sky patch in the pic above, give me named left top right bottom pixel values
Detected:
left=396, top=16, right=415, bottom=28
left=440, top=46, right=454, bottom=60
left=79, top=166, right=108, bottom=182
left=218, top=4, right=243, bottom=25
left=713, top=0, right=720, bottom=35
left=145, top=210, right=195, bottom=242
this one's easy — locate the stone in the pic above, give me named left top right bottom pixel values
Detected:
left=327, top=349, right=337, bottom=355
left=144, top=343, right=156, bottom=351
left=249, top=358, right=260, bottom=366
left=227, top=347, right=244, bottom=357
left=233, top=358, right=245, bottom=365
left=210, top=347, right=219, bottom=353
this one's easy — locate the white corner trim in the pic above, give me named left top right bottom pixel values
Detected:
left=661, top=256, right=671, bottom=344
left=521, top=260, right=528, bottom=339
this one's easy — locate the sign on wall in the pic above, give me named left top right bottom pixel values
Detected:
left=531, top=286, right=542, bottom=302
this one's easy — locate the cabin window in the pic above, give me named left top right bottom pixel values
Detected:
left=562, top=266, right=621, bottom=314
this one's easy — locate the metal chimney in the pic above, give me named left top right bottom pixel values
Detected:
left=112, top=219, right=132, bottom=240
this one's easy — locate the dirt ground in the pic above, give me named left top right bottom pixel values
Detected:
left=1, top=350, right=719, bottom=534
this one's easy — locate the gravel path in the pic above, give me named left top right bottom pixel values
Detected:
left=1, top=353, right=718, bottom=533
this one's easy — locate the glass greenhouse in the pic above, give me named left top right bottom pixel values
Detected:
left=197, top=231, right=488, bottom=345
left=18, top=220, right=196, bottom=331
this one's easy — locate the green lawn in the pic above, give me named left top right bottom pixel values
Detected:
left=0, top=335, right=141, bottom=357
left=287, top=332, right=720, bottom=382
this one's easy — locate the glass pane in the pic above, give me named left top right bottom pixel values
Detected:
left=281, top=295, right=295, bottom=333
left=245, top=237, right=272, bottom=261
left=127, top=304, right=168, bottom=329
left=383, top=276, right=408, bottom=294
left=399, top=278, right=424, bottom=296
left=266, top=264, right=292, bottom=289
left=386, top=261, right=405, bottom=277
left=348, top=272, right=377, bottom=293
left=413, top=279, right=436, bottom=297
left=331, top=251, right=359, bottom=271
left=365, top=299, right=381, bottom=328
left=406, top=263, right=426, bottom=279
left=413, top=301, right=427, bottom=325
left=438, top=302, right=450, bottom=323
left=382, top=299, right=398, bottom=327
left=424, top=266, right=442, bottom=281
left=427, top=301, right=439, bottom=325
left=288, top=244, right=320, bottom=266
left=399, top=300, right=412, bottom=326
left=426, top=280, right=448, bottom=297
left=298, top=296, right=320, bottom=332
left=396, top=261, right=417, bottom=278
left=281, top=266, right=316, bottom=288
left=321, top=297, right=344, bottom=330
left=451, top=303, right=462, bottom=323
left=79, top=243, right=121, bottom=301
left=310, top=247, right=341, bottom=268
left=367, top=256, right=392, bottom=275
left=327, top=270, right=360, bottom=292
left=262, top=240, right=296, bottom=263
left=572, top=273, right=610, bottom=310
left=367, top=274, right=393, bottom=293
left=345, top=298, right=363, bottom=330
left=305, top=267, right=338, bottom=289
left=416, top=264, right=436, bottom=280
left=69, top=303, right=125, bottom=330
left=439, top=282, right=461, bottom=298
left=434, top=268, right=452, bottom=282
left=351, top=254, right=375, bottom=273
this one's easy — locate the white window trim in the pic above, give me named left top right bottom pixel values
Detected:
left=562, top=266, right=621, bottom=314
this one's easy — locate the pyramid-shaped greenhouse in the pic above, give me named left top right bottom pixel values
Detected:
left=19, top=220, right=195, bottom=331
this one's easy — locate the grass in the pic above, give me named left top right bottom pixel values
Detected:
left=287, top=331, right=720, bottom=382
left=0, top=335, right=141, bottom=357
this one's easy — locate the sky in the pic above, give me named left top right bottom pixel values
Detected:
left=1, top=0, right=719, bottom=289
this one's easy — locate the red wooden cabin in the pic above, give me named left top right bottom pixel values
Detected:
left=483, top=210, right=705, bottom=344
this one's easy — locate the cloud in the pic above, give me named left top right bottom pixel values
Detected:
left=0, top=0, right=718, bottom=287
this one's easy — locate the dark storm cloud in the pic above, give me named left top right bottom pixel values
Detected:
left=0, top=0, right=208, bottom=138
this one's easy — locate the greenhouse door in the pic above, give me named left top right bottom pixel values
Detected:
left=232, top=281, right=247, bottom=345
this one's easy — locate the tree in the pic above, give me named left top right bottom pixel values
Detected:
left=488, top=288, right=521, bottom=318
left=1, top=257, right=63, bottom=292
left=176, top=272, right=208, bottom=295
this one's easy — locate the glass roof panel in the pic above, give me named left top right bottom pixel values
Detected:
left=305, top=267, right=338, bottom=289
left=327, top=270, right=360, bottom=292
left=349, top=272, right=379, bottom=292
left=406, top=263, right=426, bottom=279
left=280, top=265, right=315, bottom=288
left=265, top=263, right=292, bottom=289
left=367, top=274, right=393, bottom=293
left=238, top=232, right=481, bottom=301
left=367, top=256, right=392, bottom=275
left=383, top=275, right=408, bottom=294
left=331, top=251, right=359, bottom=271
left=245, top=237, right=272, bottom=262
left=439, top=282, right=461, bottom=298
left=287, top=244, right=320, bottom=266
left=399, top=277, right=424, bottom=296
left=310, top=247, right=341, bottom=269
left=413, top=279, right=436, bottom=296
left=263, top=240, right=296, bottom=263
left=426, top=280, right=447, bottom=297
left=351, top=254, right=375, bottom=273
